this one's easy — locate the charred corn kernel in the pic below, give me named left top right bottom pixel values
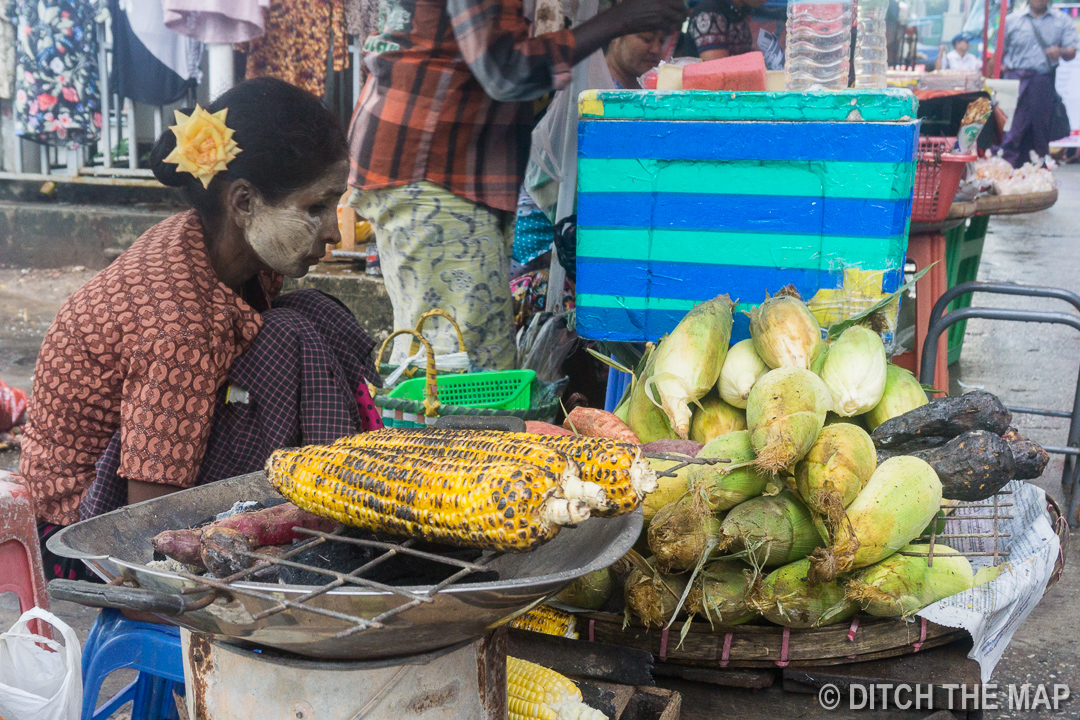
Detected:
left=509, top=697, right=558, bottom=720
left=509, top=605, right=578, bottom=639
left=539, top=435, right=658, bottom=517
left=266, top=446, right=590, bottom=553
left=335, top=429, right=611, bottom=512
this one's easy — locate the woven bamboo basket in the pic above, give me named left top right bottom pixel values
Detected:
left=564, top=495, right=1068, bottom=669
left=975, top=189, right=1058, bottom=216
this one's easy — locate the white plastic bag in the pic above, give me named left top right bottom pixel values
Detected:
left=0, top=608, right=83, bottom=720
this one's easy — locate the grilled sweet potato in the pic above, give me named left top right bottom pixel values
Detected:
left=200, top=527, right=254, bottom=577
left=563, top=407, right=640, bottom=444
left=875, top=436, right=951, bottom=463
left=871, top=391, right=1012, bottom=449
left=1003, top=428, right=1050, bottom=480
left=908, top=430, right=1016, bottom=501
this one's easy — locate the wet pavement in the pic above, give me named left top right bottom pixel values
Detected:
left=0, top=169, right=1078, bottom=718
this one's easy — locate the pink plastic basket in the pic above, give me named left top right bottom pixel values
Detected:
left=911, top=136, right=976, bottom=223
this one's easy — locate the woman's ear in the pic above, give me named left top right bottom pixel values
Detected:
left=225, top=179, right=259, bottom=229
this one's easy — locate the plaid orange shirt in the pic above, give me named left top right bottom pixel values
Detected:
left=347, top=0, right=576, bottom=213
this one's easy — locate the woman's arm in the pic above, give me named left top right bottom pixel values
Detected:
left=127, top=477, right=183, bottom=505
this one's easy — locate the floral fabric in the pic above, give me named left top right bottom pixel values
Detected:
left=244, top=0, right=348, bottom=98
left=688, top=0, right=754, bottom=57
left=349, top=181, right=518, bottom=371
left=10, top=0, right=105, bottom=147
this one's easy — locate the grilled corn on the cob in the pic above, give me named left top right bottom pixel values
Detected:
left=334, top=428, right=609, bottom=511
left=509, top=605, right=578, bottom=639
left=266, top=446, right=589, bottom=552
left=507, top=657, right=607, bottom=720
left=540, top=435, right=658, bottom=517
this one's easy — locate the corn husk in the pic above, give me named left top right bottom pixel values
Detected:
left=689, top=431, right=769, bottom=511
left=808, top=456, right=943, bottom=584
left=686, top=559, right=760, bottom=627
left=556, top=568, right=617, bottom=611
left=751, top=558, right=857, bottom=628
left=864, top=364, right=929, bottom=431
left=846, top=544, right=973, bottom=617
left=689, top=391, right=747, bottom=445
left=648, top=491, right=724, bottom=573
left=793, top=424, right=877, bottom=528
left=628, top=349, right=677, bottom=443
left=718, top=339, right=769, bottom=408
left=820, top=326, right=888, bottom=417
left=746, top=367, right=834, bottom=473
left=810, top=341, right=830, bottom=376
left=624, top=555, right=689, bottom=628
left=648, top=295, right=735, bottom=439
left=719, top=490, right=825, bottom=567
left=747, top=291, right=825, bottom=370
left=643, top=456, right=695, bottom=525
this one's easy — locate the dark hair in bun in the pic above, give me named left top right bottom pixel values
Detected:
left=150, top=77, right=348, bottom=222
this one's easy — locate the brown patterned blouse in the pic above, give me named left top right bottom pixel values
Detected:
left=20, top=211, right=274, bottom=525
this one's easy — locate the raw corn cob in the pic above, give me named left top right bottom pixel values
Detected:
left=509, top=605, right=578, bottom=639
left=507, top=657, right=607, bottom=720
left=334, top=428, right=608, bottom=512
left=266, top=445, right=590, bottom=552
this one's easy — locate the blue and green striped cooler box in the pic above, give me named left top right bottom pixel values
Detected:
left=574, top=89, right=920, bottom=342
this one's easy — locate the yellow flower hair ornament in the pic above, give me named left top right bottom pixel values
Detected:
left=163, top=105, right=241, bottom=188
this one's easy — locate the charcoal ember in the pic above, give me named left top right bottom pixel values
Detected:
left=201, top=527, right=255, bottom=578
left=872, top=391, right=1012, bottom=449
left=1003, top=428, right=1050, bottom=480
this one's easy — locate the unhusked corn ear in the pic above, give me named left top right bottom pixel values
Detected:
left=540, top=435, right=658, bottom=517
left=510, top=605, right=578, bottom=639
left=266, top=446, right=589, bottom=553
left=335, top=429, right=609, bottom=512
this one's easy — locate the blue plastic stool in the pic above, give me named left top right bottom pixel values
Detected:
left=81, top=609, right=185, bottom=720
left=604, top=367, right=633, bottom=413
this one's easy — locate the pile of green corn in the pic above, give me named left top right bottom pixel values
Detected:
left=600, top=289, right=982, bottom=629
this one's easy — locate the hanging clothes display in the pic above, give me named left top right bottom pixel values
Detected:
left=110, top=0, right=203, bottom=106
left=244, top=0, right=347, bottom=98
left=344, top=0, right=379, bottom=41
left=10, top=0, right=105, bottom=147
left=0, top=5, right=15, bottom=100
left=162, top=0, right=269, bottom=44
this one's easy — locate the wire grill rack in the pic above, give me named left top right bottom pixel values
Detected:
left=146, top=526, right=506, bottom=640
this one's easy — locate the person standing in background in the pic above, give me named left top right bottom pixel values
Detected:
left=605, top=30, right=666, bottom=88
left=347, top=0, right=686, bottom=370
left=999, top=0, right=1079, bottom=166
left=936, top=33, right=983, bottom=71
left=688, top=0, right=768, bottom=60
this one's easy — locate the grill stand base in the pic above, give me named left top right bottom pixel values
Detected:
left=181, top=628, right=507, bottom=720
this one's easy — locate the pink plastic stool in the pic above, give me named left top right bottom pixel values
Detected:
left=0, top=473, right=51, bottom=637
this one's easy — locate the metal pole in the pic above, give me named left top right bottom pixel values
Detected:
left=97, top=21, right=111, bottom=169
left=126, top=99, right=137, bottom=170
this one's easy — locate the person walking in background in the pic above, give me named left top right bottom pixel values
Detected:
left=936, top=33, right=982, bottom=71
left=999, top=0, right=1078, bottom=166
left=347, top=0, right=686, bottom=371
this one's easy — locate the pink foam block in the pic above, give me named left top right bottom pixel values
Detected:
left=681, top=51, right=767, bottom=91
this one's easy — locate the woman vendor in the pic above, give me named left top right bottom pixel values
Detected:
left=20, top=78, right=382, bottom=580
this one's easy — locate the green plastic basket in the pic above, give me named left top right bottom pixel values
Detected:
left=389, top=370, right=534, bottom=411
left=944, top=215, right=990, bottom=365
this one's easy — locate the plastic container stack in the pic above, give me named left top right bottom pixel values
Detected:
left=784, top=0, right=853, bottom=90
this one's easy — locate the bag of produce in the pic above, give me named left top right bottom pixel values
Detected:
left=719, top=490, right=824, bottom=567
left=747, top=367, right=833, bottom=472
left=686, top=559, right=759, bottom=627
left=845, top=544, right=973, bottom=617
left=793, top=423, right=877, bottom=529
left=688, top=431, right=769, bottom=511
left=717, top=339, right=768, bottom=409
left=863, top=364, right=928, bottom=431
left=819, top=326, right=888, bottom=417
left=647, top=295, right=735, bottom=439
left=750, top=558, right=856, bottom=628
left=689, top=392, right=747, bottom=445
left=747, top=289, right=825, bottom=370
left=808, top=456, right=942, bottom=584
